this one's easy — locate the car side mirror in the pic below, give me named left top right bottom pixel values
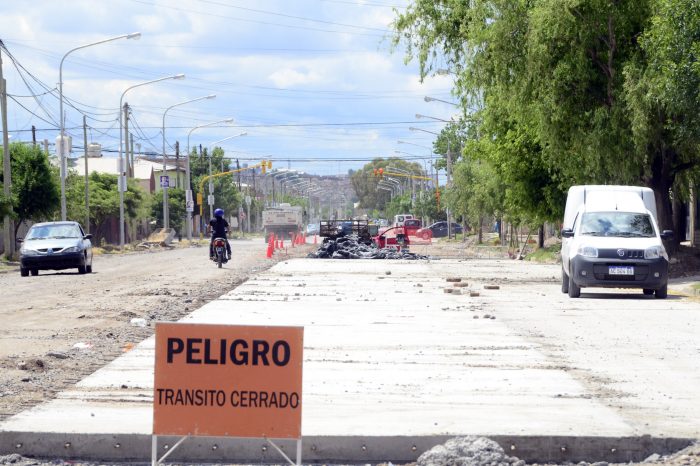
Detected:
left=660, top=230, right=674, bottom=240
left=561, top=228, right=574, bottom=238
left=16, top=238, right=23, bottom=243
left=84, top=234, right=93, bottom=240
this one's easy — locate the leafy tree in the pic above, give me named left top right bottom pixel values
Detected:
left=351, top=158, right=425, bottom=211
left=151, top=187, right=185, bottom=236
left=392, top=0, right=700, bottom=245
left=189, top=147, right=241, bottom=223
left=0, top=142, right=59, bottom=236
left=65, top=171, right=144, bottom=245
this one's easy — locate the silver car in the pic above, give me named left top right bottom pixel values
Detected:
left=18, top=221, right=93, bottom=276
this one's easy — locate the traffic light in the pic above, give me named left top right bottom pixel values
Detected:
left=261, top=159, right=272, bottom=174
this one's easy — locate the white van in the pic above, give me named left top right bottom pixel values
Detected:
left=561, top=185, right=673, bottom=299
left=393, top=214, right=413, bottom=227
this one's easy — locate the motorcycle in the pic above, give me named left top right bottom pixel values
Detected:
left=212, top=237, right=228, bottom=268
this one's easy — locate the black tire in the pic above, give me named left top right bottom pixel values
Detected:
left=78, top=264, right=86, bottom=274
left=86, top=264, right=92, bottom=273
left=643, top=288, right=654, bottom=296
left=655, top=283, right=668, bottom=299
left=30, top=269, right=38, bottom=276
left=568, top=272, right=581, bottom=298
left=561, top=267, right=569, bottom=294
left=20, top=267, right=28, bottom=277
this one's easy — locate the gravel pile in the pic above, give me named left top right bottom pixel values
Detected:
left=418, top=436, right=523, bottom=466
left=307, top=235, right=429, bottom=260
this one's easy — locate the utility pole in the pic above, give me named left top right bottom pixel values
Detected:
left=446, top=139, right=452, bottom=239
left=123, top=103, right=130, bottom=178
left=129, top=133, right=135, bottom=177
left=1, top=45, right=14, bottom=259
left=236, top=158, right=241, bottom=190
left=32, top=125, right=36, bottom=146
left=43, top=139, right=49, bottom=157
left=175, top=141, right=180, bottom=188
left=83, top=115, right=90, bottom=233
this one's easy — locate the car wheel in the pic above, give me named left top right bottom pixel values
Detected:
left=422, top=232, right=430, bottom=240
left=78, top=265, right=87, bottom=274
left=642, top=288, right=654, bottom=296
left=655, top=283, right=668, bottom=299
left=20, top=267, right=29, bottom=277
left=568, top=271, right=581, bottom=298
left=86, top=264, right=92, bottom=273
left=30, top=269, right=38, bottom=276
left=561, top=267, right=569, bottom=294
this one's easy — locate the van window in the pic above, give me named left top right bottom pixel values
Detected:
left=580, top=212, right=654, bottom=237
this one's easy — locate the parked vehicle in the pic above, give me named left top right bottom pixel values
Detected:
left=319, top=219, right=377, bottom=244
left=393, top=214, right=413, bottom=227
left=417, top=221, right=463, bottom=239
left=262, top=203, right=303, bottom=238
left=403, top=219, right=422, bottom=237
left=17, top=221, right=93, bottom=276
left=560, top=185, right=673, bottom=299
left=211, top=237, right=228, bottom=268
left=374, top=226, right=409, bottom=250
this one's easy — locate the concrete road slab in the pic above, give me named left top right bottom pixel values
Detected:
left=1, top=259, right=697, bottom=463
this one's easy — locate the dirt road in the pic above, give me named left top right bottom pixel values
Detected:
left=0, top=238, right=313, bottom=421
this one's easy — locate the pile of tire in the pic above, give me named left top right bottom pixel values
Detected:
left=307, top=235, right=429, bottom=260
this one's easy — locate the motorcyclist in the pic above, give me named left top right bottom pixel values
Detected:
left=208, top=208, right=232, bottom=261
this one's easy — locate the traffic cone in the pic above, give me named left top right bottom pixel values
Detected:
left=266, top=242, right=273, bottom=258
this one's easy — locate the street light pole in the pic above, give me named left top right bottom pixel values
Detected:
left=185, top=118, right=234, bottom=241
left=59, top=32, right=141, bottom=221
left=117, top=73, right=185, bottom=249
left=162, top=94, right=216, bottom=230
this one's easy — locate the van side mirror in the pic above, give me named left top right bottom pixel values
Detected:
left=84, top=234, right=93, bottom=240
left=16, top=238, right=23, bottom=243
left=660, top=230, right=674, bottom=240
left=561, top=228, right=574, bottom=238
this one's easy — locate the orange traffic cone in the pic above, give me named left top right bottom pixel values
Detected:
left=266, top=242, right=273, bottom=258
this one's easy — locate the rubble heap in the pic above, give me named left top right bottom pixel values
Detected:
left=307, top=235, right=429, bottom=260
left=418, top=436, right=524, bottom=466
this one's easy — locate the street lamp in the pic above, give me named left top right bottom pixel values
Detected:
left=118, top=73, right=185, bottom=248
left=424, top=96, right=459, bottom=106
left=58, top=31, right=141, bottom=221
left=206, top=132, right=247, bottom=219
left=185, top=118, right=234, bottom=241
left=161, top=94, right=216, bottom=230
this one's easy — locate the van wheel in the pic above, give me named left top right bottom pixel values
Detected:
left=655, top=284, right=668, bottom=299
left=561, top=268, right=569, bottom=294
left=568, top=273, right=581, bottom=298
left=642, top=289, right=654, bottom=296
left=78, top=265, right=87, bottom=274
left=20, top=267, right=29, bottom=277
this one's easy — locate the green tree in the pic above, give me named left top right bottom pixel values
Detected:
left=189, top=147, right=241, bottom=223
left=151, top=187, right=185, bottom=236
left=393, top=0, right=700, bottom=244
left=351, top=158, right=425, bottom=211
left=65, top=172, right=144, bottom=245
left=0, top=142, right=59, bottom=236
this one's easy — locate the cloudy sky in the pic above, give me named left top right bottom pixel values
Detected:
left=0, top=0, right=458, bottom=176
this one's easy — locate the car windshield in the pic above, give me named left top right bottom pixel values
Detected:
left=26, top=224, right=82, bottom=240
left=579, top=212, right=655, bottom=237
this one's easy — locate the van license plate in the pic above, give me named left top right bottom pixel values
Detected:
left=609, top=266, right=634, bottom=276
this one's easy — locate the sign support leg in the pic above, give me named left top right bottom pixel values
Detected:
left=296, top=439, right=302, bottom=466
left=265, top=437, right=299, bottom=466
left=151, top=435, right=157, bottom=466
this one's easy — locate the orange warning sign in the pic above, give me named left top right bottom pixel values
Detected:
left=153, top=323, right=304, bottom=438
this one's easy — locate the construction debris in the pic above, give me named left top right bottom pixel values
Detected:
left=307, top=235, right=429, bottom=260
left=417, top=436, right=522, bottom=466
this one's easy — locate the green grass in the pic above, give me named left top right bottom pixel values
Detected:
left=691, top=283, right=700, bottom=295
left=524, top=243, right=562, bottom=263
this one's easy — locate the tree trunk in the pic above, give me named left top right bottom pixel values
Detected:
left=672, top=194, right=685, bottom=243
left=538, top=224, right=545, bottom=248
left=477, top=216, right=483, bottom=244
left=647, top=148, right=677, bottom=254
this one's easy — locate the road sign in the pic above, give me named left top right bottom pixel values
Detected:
left=153, top=323, right=304, bottom=438
left=208, top=194, right=215, bottom=205
left=186, top=200, right=194, bottom=212
left=244, top=195, right=252, bottom=205
left=160, top=175, right=170, bottom=188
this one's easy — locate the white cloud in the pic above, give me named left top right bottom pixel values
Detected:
left=268, top=68, right=323, bottom=87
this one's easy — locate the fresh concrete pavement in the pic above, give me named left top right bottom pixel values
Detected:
left=1, top=259, right=698, bottom=463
